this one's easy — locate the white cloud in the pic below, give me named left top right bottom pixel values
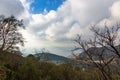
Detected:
left=0, top=0, right=24, bottom=17
left=21, top=0, right=120, bottom=56
left=97, top=0, right=120, bottom=27
left=45, top=16, right=74, bottom=41
left=67, top=0, right=117, bottom=26
left=1, top=0, right=120, bottom=56
left=110, top=1, right=120, bottom=19
left=66, top=23, right=82, bottom=39
left=28, top=0, right=119, bottom=42
left=30, top=10, right=57, bottom=28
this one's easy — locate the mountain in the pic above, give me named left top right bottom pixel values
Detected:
left=34, top=52, right=72, bottom=64
left=68, top=53, right=80, bottom=59
left=69, top=45, right=120, bottom=61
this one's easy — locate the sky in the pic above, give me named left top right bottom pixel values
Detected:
left=0, top=0, right=120, bottom=56
left=30, top=0, right=65, bottom=13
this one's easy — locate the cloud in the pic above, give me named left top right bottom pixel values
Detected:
left=20, top=0, right=120, bottom=56
left=28, top=1, right=76, bottom=41
left=1, top=0, right=120, bottom=56
left=0, top=0, right=24, bottom=17
left=66, top=23, right=83, bottom=39
left=110, top=0, right=120, bottom=19
left=97, top=0, right=120, bottom=27
left=29, top=10, right=57, bottom=31
left=68, top=0, right=117, bottom=26
left=28, top=0, right=119, bottom=42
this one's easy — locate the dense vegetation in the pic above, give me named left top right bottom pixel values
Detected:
left=0, top=51, right=119, bottom=80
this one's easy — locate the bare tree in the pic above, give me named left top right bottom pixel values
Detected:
left=0, top=15, right=24, bottom=53
left=74, top=24, right=120, bottom=80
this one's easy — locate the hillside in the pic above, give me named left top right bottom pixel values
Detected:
left=69, top=45, right=120, bottom=61
left=34, top=52, right=72, bottom=64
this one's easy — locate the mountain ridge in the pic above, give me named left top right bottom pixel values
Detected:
left=69, top=45, right=120, bottom=60
left=34, top=52, right=72, bottom=63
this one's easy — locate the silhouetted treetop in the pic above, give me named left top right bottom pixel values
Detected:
left=0, top=15, right=25, bottom=53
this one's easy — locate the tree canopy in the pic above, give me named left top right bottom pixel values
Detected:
left=0, top=15, right=24, bottom=53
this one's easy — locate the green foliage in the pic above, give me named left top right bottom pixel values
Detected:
left=0, top=52, right=119, bottom=80
left=0, top=66, right=6, bottom=80
left=16, top=54, right=41, bottom=80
